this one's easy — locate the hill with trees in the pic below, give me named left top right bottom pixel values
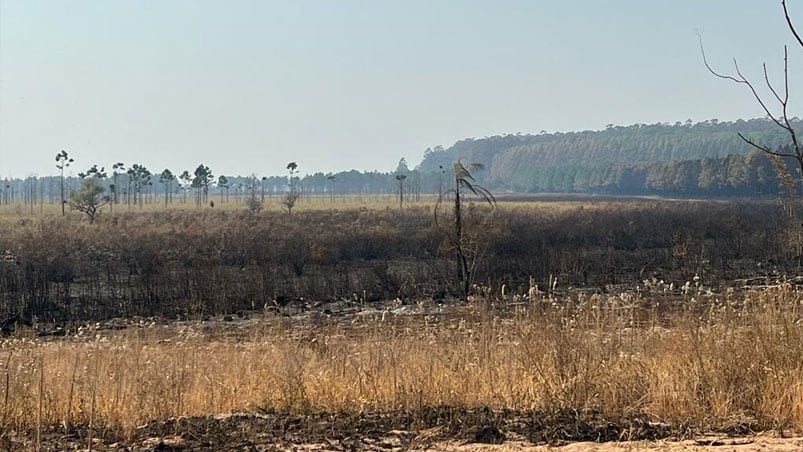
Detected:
left=418, top=118, right=800, bottom=196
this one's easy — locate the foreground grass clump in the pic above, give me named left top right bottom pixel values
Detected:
left=1, top=286, right=801, bottom=436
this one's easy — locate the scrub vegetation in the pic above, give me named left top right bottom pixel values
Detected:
left=0, top=198, right=797, bottom=325
left=1, top=196, right=802, bottom=449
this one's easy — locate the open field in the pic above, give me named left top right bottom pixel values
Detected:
left=2, top=285, right=802, bottom=450
left=2, top=198, right=803, bottom=449
left=0, top=193, right=412, bottom=217
left=0, top=190, right=774, bottom=220
left=2, top=198, right=799, bottom=322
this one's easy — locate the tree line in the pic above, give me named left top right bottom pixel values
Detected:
left=504, top=149, right=789, bottom=196
left=419, top=118, right=800, bottom=196
left=1, top=118, right=800, bottom=208
left=0, top=157, right=438, bottom=212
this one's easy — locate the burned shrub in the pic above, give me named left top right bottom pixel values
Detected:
left=0, top=199, right=792, bottom=322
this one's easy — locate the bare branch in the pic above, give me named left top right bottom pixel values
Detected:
left=699, top=34, right=786, bottom=129
left=701, top=3, right=803, bottom=195
left=699, top=34, right=745, bottom=84
left=738, top=133, right=795, bottom=158
left=783, top=0, right=803, bottom=49
left=782, top=46, right=790, bottom=107
left=779, top=47, right=802, bottom=158
left=763, top=63, right=785, bottom=106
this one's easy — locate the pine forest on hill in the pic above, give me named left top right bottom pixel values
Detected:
left=419, top=118, right=800, bottom=196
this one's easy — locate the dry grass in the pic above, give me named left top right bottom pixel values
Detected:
left=0, top=193, right=694, bottom=221
left=1, top=286, right=802, bottom=436
left=0, top=194, right=425, bottom=219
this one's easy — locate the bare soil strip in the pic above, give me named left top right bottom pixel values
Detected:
left=4, top=408, right=800, bottom=451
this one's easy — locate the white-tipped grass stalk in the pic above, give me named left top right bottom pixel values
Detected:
left=87, top=345, right=99, bottom=452
left=64, top=353, right=79, bottom=433
left=1, top=351, right=11, bottom=429
left=36, top=355, right=43, bottom=452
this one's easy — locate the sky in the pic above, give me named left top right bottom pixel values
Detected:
left=0, top=0, right=801, bottom=178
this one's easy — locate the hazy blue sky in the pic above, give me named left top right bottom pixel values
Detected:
left=0, top=0, right=801, bottom=178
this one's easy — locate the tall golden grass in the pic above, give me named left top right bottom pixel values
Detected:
left=0, top=193, right=428, bottom=219
left=1, top=285, right=801, bottom=435
left=0, top=193, right=688, bottom=221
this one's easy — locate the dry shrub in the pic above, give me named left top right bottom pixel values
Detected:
left=0, top=200, right=792, bottom=323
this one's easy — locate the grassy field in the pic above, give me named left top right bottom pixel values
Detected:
left=0, top=192, right=421, bottom=217
left=2, top=285, right=801, bottom=438
left=0, top=191, right=723, bottom=217
left=1, top=197, right=801, bottom=449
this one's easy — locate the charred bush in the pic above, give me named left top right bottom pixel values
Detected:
left=0, top=199, right=792, bottom=324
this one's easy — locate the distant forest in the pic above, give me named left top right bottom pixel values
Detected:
left=419, top=118, right=801, bottom=197
left=1, top=118, right=800, bottom=205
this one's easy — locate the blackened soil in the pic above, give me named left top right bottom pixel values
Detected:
left=4, top=406, right=700, bottom=451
